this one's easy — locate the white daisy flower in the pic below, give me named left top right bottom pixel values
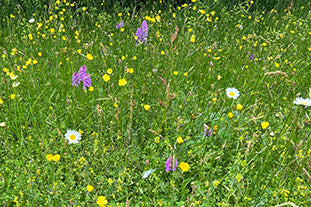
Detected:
left=293, top=97, right=311, bottom=107
left=226, top=88, right=240, bottom=99
left=28, top=18, right=35, bottom=23
left=12, top=82, right=20, bottom=87
left=64, top=129, right=82, bottom=144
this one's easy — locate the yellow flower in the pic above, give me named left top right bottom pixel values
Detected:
left=10, top=94, right=16, bottom=99
left=0, top=98, right=3, bottom=104
left=236, top=174, right=243, bottom=182
left=275, top=62, right=280, bottom=68
left=173, top=71, right=178, bottom=75
left=228, top=112, right=233, bottom=118
left=179, top=162, right=190, bottom=172
left=87, top=185, right=94, bottom=192
left=177, top=136, right=184, bottom=144
left=86, top=53, right=94, bottom=61
left=52, top=154, right=60, bottom=162
left=236, top=104, right=243, bottom=110
left=88, top=86, right=94, bottom=92
left=33, top=59, right=38, bottom=65
left=190, top=35, right=195, bottom=43
left=261, top=122, right=269, bottom=129
left=46, top=154, right=53, bottom=161
left=107, top=68, right=113, bottom=74
left=96, top=196, right=108, bottom=207
left=28, top=34, right=33, bottom=40
left=102, top=74, right=110, bottom=82
left=118, top=79, right=127, bottom=86
left=143, top=104, right=150, bottom=111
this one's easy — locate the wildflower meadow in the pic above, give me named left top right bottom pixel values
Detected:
left=1, top=0, right=311, bottom=206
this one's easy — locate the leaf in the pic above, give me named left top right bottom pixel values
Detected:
left=142, top=168, right=156, bottom=179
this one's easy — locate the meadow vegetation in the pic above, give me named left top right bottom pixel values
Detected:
left=1, top=0, right=311, bottom=206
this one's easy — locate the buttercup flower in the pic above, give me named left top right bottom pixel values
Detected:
left=46, top=154, right=53, bottom=161
left=97, top=196, right=108, bottom=207
left=293, top=97, right=311, bottom=107
left=261, top=122, right=269, bottom=130
left=165, top=157, right=178, bottom=172
left=65, top=129, right=82, bottom=144
left=103, top=74, right=110, bottom=82
left=52, top=154, right=60, bottom=162
left=226, top=88, right=240, bottom=99
left=86, top=53, right=94, bottom=60
left=118, top=78, right=127, bottom=86
left=144, top=104, right=150, bottom=111
left=177, top=136, right=184, bottom=144
left=180, top=162, right=190, bottom=172
left=87, top=185, right=94, bottom=192
left=236, top=104, right=243, bottom=110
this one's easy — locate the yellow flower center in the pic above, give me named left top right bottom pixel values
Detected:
left=229, top=92, right=235, bottom=96
left=70, top=134, right=76, bottom=140
left=302, top=102, right=307, bottom=105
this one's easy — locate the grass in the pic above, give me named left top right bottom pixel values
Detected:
left=1, top=0, right=311, bottom=206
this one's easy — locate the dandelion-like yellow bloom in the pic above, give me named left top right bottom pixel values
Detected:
left=144, top=104, right=150, bottom=111
left=86, top=53, right=94, bottom=61
left=52, top=154, right=60, bottom=162
left=46, top=154, right=53, bottom=161
left=87, top=185, right=94, bottom=192
left=97, top=196, right=108, bottom=207
left=190, top=35, right=195, bottom=43
left=228, top=112, right=233, bottom=118
left=236, top=104, right=243, bottom=110
left=177, top=136, right=184, bottom=144
left=102, top=74, right=110, bottom=82
left=179, top=162, right=190, bottom=172
left=261, top=122, right=269, bottom=129
left=10, top=94, right=16, bottom=99
left=118, top=79, right=127, bottom=86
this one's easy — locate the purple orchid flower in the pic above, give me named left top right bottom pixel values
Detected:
left=250, top=54, right=254, bottom=61
left=116, top=20, right=124, bottom=29
left=135, top=20, right=148, bottom=45
left=72, top=65, right=92, bottom=90
left=165, top=156, right=178, bottom=172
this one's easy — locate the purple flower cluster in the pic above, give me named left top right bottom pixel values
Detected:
left=165, top=156, right=178, bottom=172
left=72, top=65, right=92, bottom=90
left=116, top=20, right=124, bottom=29
left=135, top=20, right=148, bottom=45
left=250, top=54, right=254, bottom=61
left=203, top=124, right=212, bottom=138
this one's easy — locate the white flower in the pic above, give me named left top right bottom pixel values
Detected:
left=293, top=97, right=311, bottom=107
left=226, top=88, right=240, bottom=99
left=28, top=18, right=35, bottom=23
left=64, top=129, right=82, bottom=144
left=0, top=122, right=6, bottom=127
left=12, top=82, right=20, bottom=87
left=9, top=74, right=18, bottom=80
